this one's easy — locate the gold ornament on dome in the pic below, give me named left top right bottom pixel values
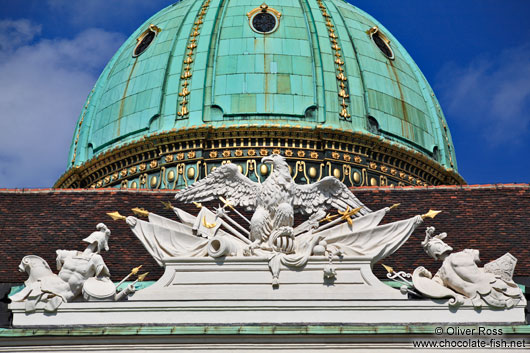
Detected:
left=353, top=171, right=361, bottom=183
left=285, top=150, right=293, bottom=157
left=187, top=167, right=196, bottom=179
left=129, top=166, right=137, bottom=174
left=167, top=170, right=175, bottom=182
left=139, top=163, right=147, bottom=172
left=248, top=149, right=256, bottom=156
left=260, top=149, right=268, bottom=156
left=272, top=149, right=281, bottom=155
left=112, top=172, right=119, bottom=181
left=331, top=152, right=340, bottom=159
left=390, top=168, right=397, bottom=175
left=260, top=164, right=269, bottom=175
left=187, top=151, right=196, bottom=159
left=310, top=151, right=318, bottom=159
left=104, top=176, right=110, bottom=184
left=209, top=151, right=218, bottom=158
left=177, top=164, right=185, bottom=174
left=333, top=168, right=341, bottom=178
left=297, top=150, right=305, bottom=158
left=165, top=155, right=174, bottom=163
left=399, top=172, right=406, bottom=179
left=369, top=162, right=377, bottom=169
left=343, top=154, right=351, bottom=162
left=354, top=156, right=362, bottom=163
left=235, top=149, right=243, bottom=157
left=222, top=150, right=231, bottom=157
left=308, top=167, right=317, bottom=178
left=177, top=153, right=184, bottom=161
left=150, top=160, right=158, bottom=169
left=381, top=166, right=388, bottom=173
left=120, top=169, right=128, bottom=177
left=97, top=180, right=103, bottom=187
left=150, top=176, right=158, bottom=188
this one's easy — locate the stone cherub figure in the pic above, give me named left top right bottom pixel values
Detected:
left=412, top=227, right=525, bottom=309
left=10, top=223, right=134, bottom=312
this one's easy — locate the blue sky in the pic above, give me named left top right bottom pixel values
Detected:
left=0, top=0, right=528, bottom=188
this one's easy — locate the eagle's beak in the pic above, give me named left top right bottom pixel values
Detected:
left=261, top=156, right=273, bottom=164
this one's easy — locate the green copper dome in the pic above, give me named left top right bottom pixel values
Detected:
left=56, top=0, right=464, bottom=189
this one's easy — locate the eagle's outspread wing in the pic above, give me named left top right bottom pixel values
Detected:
left=174, top=163, right=260, bottom=210
left=292, top=176, right=371, bottom=216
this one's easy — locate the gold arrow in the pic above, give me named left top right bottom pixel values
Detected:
left=193, top=201, right=203, bottom=209
left=130, top=265, right=143, bottom=275
left=132, top=207, right=149, bottom=218
left=107, top=211, right=126, bottom=221
left=389, top=203, right=400, bottom=210
left=137, top=272, right=149, bottom=282
left=382, top=264, right=394, bottom=274
left=422, top=209, right=442, bottom=220
left=161, top=201, right=173, bottom=210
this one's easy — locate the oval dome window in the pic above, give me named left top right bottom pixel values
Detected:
left=247, top=4, right=281, bottom=34
left=133, top=25, right=161, bottom=57
left=368, top=26, right=394, bottom=60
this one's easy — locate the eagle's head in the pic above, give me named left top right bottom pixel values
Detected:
left=262, top=154, right=288, bottom=170
left=262, top=154, right=291, bottom=182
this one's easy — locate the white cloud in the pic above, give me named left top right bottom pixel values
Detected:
left=0, top=19, right=41, bottom=51
left=437, top=44, right=530, bottom=146
left=0, top=20, right=125, bottom=188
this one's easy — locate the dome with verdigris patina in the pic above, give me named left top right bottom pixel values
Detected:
left=55, top=0, right=464, bottom=190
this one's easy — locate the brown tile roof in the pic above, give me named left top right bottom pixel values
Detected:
left=0, top=184, right=528, bottom=283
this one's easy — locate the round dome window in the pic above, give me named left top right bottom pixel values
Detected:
left=247, top=4, right=281, bottom=34
left=368, top=26, right=394, bottom=60
left=133, top=25, right=161, bottom=57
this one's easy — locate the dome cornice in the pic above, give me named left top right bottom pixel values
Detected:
left=54, top=124, right=464, bottom=189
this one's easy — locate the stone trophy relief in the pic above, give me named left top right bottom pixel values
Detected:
left=11, top=154, right=525, bottom=319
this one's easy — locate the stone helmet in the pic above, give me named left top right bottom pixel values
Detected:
left=83, top=223, right=110, bottom=253
left=421, top=226, right=453, bottom=261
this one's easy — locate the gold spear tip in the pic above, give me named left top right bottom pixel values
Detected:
left=137, top=272, right=149, bottom=282
left=107, top=211, right=126, bottom=221
left=131, top=265, right=143, bottom=275
left=132, top=207, right=149, bottom=218
left=161, top=201, right=173, bottom=210
left=382, top=264, right=394, bottom=273
left=422, top=209, right=442, bottom=220
left=192, top=201, right=203, bottom=209
left=390, top=203, right=400, bottom=210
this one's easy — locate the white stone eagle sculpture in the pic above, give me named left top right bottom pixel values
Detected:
left=174, top=154, right=371, bottom=246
